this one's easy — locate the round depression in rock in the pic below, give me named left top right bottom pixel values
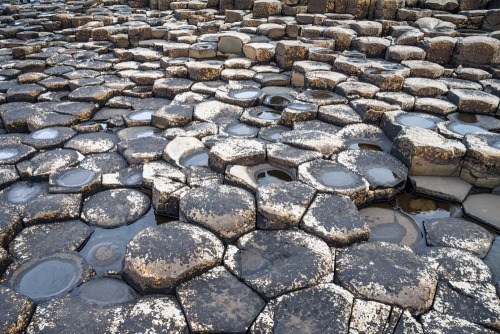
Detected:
left=81, top=189, right=151, bottom=228
left=225, top=229, right=333, bottom=299
left=359, top=206, right=424, bottom=251
left=0, top=251, right=94, bottom=303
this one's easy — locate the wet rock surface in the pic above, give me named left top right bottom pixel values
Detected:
left=0, top=0, right=498, bottom=331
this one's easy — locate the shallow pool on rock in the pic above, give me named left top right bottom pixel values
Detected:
left=316, top=168, right=358, bottom=187
left=179, top=150, right=209, bottom=167
left=55, top=169, right=96, bottom=188
left=255, top=168, right=294, bottom=186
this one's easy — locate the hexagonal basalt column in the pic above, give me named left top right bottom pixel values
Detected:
left=224, top=229, right=334, bottom=299
left=124, top=222, right=224, bottom=294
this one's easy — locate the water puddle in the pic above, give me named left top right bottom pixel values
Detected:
left=456, top=113, right=477, bottom=123
left=310, top=91, right=335, bottom=99
left=360, top=207, right=424, bottom=251
left=316, top=168, right=357, bottom=187
left=15, top=258, right=78, bottom=302
left=229, top=88, right=262, bottom=100
left=447, top=122, right=487, bottom=135
left=179, top=150, right=209, bottom=167
left=3, top=181, right=47, bottom=204
left=365, top=166, right=398, bottom=185
left=79, top=208, right=158, bottom=274
left=0, top=148, right=19, bottom=160
left=264, top=94, right=292, bottom=109
left=254, top=168, right=294, bottom=186
left=348, top=141, right=384, bottom=151
left=128, top=110, right=153, bottom=121
left=30, top=128, right=59, bottom=140
left=225, top=123, right=259, bottom=137
left=55, top=169, right=96, bottom=188
left=397, top=114, right=436, bottom=129
left=256, top=110, right=281, bottom=120
left=74, top=277, right=137, bottom=305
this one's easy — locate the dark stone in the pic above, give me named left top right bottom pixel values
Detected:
left=224, top=229, right=333, bottom=299
left=0, top=285, right=35, bottom=334
left=124, top=222, right=224, bottom=294
left=177, top=266, right=265, bottom=334
left=336, top=242, right=438, bottom=314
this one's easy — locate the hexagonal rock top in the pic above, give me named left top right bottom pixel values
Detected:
left=335, top=242, right=438, bottom=314
left=250, top=283, right=353, bottom=333
left=224, top=229, right=334, bottom=299
left=81, top=189, right=151, bottom=228
left=177, top=266, right=265, bottom=334
left=124, top=222, right=224, bottom=294
left=208, top=138, right=266, bottom=173
left=180, top=184, right=255, bottom=241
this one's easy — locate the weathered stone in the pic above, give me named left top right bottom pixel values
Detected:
left=250, top=284, right=353, bottom=333
left=224, top=229, right=334, bottom=299
left=349, top=299, right=391, bottom=334
left=177, top=266, right=265, bottom=334
left=463, top=193, right=500, bottom=231
left=336, top=242, right=438, bottom=313
left=82, top=189, right=150, bottom=228
left=420, top=311, right=496, bottom=334
left=9, top=220, right=92, bottom=262
left=209, top=138, right=266, bottom=173
left=257, top=181, right=315, bottom=229
left=23, top=193, right=82, bottom=226
left=391, top=127, right=466, bottom=176
left=124, top=222, right=224, bottom=294
left=0, top=285, right=35, bottom=334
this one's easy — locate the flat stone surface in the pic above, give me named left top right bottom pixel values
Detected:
left=0, top=285, right=35, bottom=334
left=177, top=266, right=265, bottom=334
left=180, top=184, right=255, bottom=241
left=250, top=283, right=353, bottom=334
left=463, top=193, right=500, bottom=232
left=224, top=229, right=333, bottom=299
left=424, top=218, right=494, bottom=258
left=302, top=193, right=370, bottom=247
left=124, top=222, right=224, bottom=294
left=409, top=176, right=472, bottom=203
left=336, top=242, right=438, bottom=314
left=81, top=189, right=150, bottom=228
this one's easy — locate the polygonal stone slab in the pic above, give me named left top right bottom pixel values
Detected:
left=298, top=159, right=370, bottom=205
left=390, top=127, right=466, bottom=177
left=266, top=143, right=322, bottom=169
left=79, top=152, right=128, bottom=174
left=460, top=133, right=500, bottom=189
left=49, top=167, right=101, bottom=195
left=23, top=193, right=82, bottom=226
left=409, top=176, right=472, bottom=203
left=419, top=247, right=493, bottom=283
left=26, top=291, right=133, bottom=333
left=118, top=136, right=169, bottom=165
left=432, top=281, right=500, bottom=331
left=22, top=127, right=77, bottom=150
left=420, top=311, right=496, bottom=334
left=8, top=220, right=92, bottom=262
left=301, top=193, right=370, bottom=247
left=424, top=218, right=494, bottom=258
left=256, top=181, right=316, bottom=230
left=0, top=285, right=35, bottom=334
left=64, top=132, right=119, bottom=155
left=337, top=149, right=408, bottom=201
left=180, top=184, right=255, bottom=241
left=349, top=299, right=391, bottom=334
left=1, top=251, right=95, bottom=303
left=224, top=229, right=334, bottom=299
left=209, top=138, right=266, bottom=173
left=177, top=266, right=265, bottom=334
left=17, top=149, right=82, bottom=180
left=82, top=189, right=150, bottom=228
left=250, top=283, right=353, bottom=334
left=463, top=193, right=500, bottom=232
left=124, top=222, right=224, bottom=294
left=118, top=295, right=188, bottom=334
left=279, top=130, right=344, bottom=157
left=335, top=242, right=438, bottom=314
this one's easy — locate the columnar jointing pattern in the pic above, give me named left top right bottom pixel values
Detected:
left=0, top=0, right=500, bottom=332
